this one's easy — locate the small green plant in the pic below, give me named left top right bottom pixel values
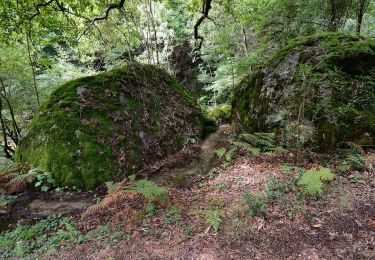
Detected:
left=265, top=179, right=288, bottom=205
left=0, top=215, right=81, bottom=258
left=105, top=181, right=117, bottom=191
left=215, top=147, right=236, bottom=168
left=209, top=199, right=225, bottom=208
left=233, top=141, right=261, bottom=155
left=207, top=167, right=220, bottom=179
left=242, top=192, right=268, bottom=217
left=203, top=209, right=222, bottom=232
left=209, top=181, right=229, bottom=190
left=182, top=224, right=193, bottom=239
left=238, top=132, right=276, bottom=152
left=93, top=194, right=102, bottom=204
left=0, top=194, right=17, bottom=206
left=84, top=224, right=131, bottom=244
left=297, top=167, right=335, bottom=197
left=0, top=157, right=14, bottom=172
left=345, top=153, right=367, bottom=171
left=215, top=147, right=227, bottom=158
left=34, top=170, right=55, bottom=192
left=127, top=179, right=168, bottom=201
left=162, top=205, right=182, bottom=224
left=145, top=203, right=157, bottom=217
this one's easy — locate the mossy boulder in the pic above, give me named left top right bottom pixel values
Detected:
left=16, top=63, right=215, bottom=190
left=232, top=33, right=375, bottom=150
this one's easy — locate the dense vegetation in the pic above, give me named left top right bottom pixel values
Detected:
left=0, top=0, right=374, bottom=258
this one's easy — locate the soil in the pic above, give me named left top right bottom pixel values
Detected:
left=48, top=126, right=375, bottom=260
left=2, top=126, right=375, bottom=259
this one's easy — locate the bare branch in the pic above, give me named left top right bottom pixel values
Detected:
left=193, top=0, right=213, bottom=52
left=29, top=0, right=55, bottom=21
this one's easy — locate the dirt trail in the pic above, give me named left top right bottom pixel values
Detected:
left=0, top=126, right=230, bottom=232
left=151, top=124, right=231, bottom=186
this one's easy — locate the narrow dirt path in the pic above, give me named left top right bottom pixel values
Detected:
left=151, top=124, right=231, bottom=186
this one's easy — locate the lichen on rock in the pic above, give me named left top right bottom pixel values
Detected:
left=232, top=33, right=375, bottom=150
left=15, top=63, right=215, bottom=190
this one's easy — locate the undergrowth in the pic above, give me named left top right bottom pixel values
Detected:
left=0, top=215, right=81, bottom=258
left=297, top=167, right=335, bottom=197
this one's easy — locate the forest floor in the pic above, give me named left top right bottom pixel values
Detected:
left=47, top=126, right=375, bottom=260
left=1, top=126, right=374, bottom=259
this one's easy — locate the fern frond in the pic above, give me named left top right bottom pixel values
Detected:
left=126, top=179, right=167, bottom=202
left=297, top=167, right=334, bottom=197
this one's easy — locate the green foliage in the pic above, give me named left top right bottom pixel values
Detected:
left=215, top=146, right=237, bottom=168
left=209, top=199, right=225, bottom=208
left=127, top=179, right=168, bottom=202
left=0, top=215, right=80, bottom=258
left=203, top=209, right=223, bottom=232
left=33, top=170, right=55, bottom=192
left=105, top=181, right=117, bottom=191
left=233, top=141, right=261, bottom=155
left=237, top=133, right=276, bottom=152
left=215, top=147, right=227, bottom=158
left=209, top=181, right=229, bottom=190
left=265, top=179, right=288, bottom=205
left=242, top=192, right=268, bottom=217
left=84, top=224, right=131, bottom=244
left=0, top=195, right=17, bottom=206
left=297, top=167, right=335, bottom=196
left=0, top=157, right=14, bottom=172
left=345, top=153, right=367, bottom=172
left=162, top=205, right=182, bottom=224
left=145, top=203, right=157, bottom=217
left=205, top=104, right=231, bottom=123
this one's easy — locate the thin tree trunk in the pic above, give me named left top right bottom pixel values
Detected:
left=242, top=26, right=248, bottom=55
left=0, top=78, right=20, bottom=143
left=148, top=0, right=159, bottom=65
left=26, top=33, right=40, bottom=107
left=0, top=98, right=13, bottom=158
left=356, top=0, right=370, bottom=35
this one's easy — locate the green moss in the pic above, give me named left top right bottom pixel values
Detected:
left=16, top=63, right=212, bottom=190
left=233, top=33, right=375, bottom=150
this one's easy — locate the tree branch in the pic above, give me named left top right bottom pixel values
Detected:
left=193, top=0, right=213, bottom=52
left=29, top=0, right=55, bottom=21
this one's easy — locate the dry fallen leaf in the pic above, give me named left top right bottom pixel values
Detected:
left=368, top=220, right=375, bottom=229
left=311, top=224, right=322, bottom=228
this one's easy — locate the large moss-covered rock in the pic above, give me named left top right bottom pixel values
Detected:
left=232, top=33, right=375, bottom=150
left=16, top=63, right=214, bottom=190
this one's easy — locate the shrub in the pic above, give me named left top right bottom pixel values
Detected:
left=0, top=215, right=80, bottom=258
left=206, top=104, right=231, bottom=123
left=203, top=209, right=222, bottom=232
left=126, top=179, right=168, bottom=202
left=297, top=167, right=335, bottom=197
left=237, top=132, right=276, bottom=152
left=242, top=192, right=268, bottom=217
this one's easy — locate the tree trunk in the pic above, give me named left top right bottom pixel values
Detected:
left=0, top=98, right=13, bottom=159
left=148, top=0, right=159, bottom=65
left=242, top=26, right=248, bottom=55
left=0, top=78, right=20, bottom=142
left=26, top=33, right=41, bottom=107
left=328, top=0, right=338, bottom=31
left=356, top=0, right=370, bottom=35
